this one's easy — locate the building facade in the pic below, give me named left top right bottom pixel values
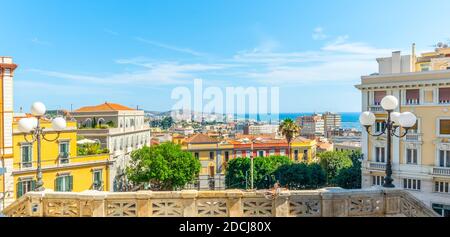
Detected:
left=71, top=102, right=151, bottom=192
left=247, top=124, right=279, bottom=135
left=356, top=44, right=450, bottom=216
left=323, top=112, right=342, bottom=138
left=296, top=114, right=325, bottom=138
left=0, top=57, right=16, bottom=210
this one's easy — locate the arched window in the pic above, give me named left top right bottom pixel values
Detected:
left=84, top=118, right=92, bottom=128
left=98, top=118, right=106, bottom=126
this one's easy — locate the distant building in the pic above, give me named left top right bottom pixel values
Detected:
left=323, top=112, right=342, bottom=138
left=334, top=142, right=361, bottom=153
left=71, top=102, right=151, bottom=192
left=248, top=124, right=279, bottom=135
left=296, top=114, right=325, bottom=138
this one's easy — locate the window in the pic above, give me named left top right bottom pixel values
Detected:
left=269, top=150, right=275, bottom=156
left=375, top=147, right=386, bottom=163
left=439, top=88, right=450, bottom=104
left=258, top=150, right=264, bottom=157
left=435, top=181, right=449, bottom=193
left=209, top=166, right=215, bottom=177
left=439, top=119, right=450, bottom=135
left=432, top=203, right=450, bottom=217
left=406, top=148, right=418, bottom=164
left=92, top=170, right=103, bottom=191
left=420, top=63, right=430, bottom=72
left=59, top=142, right=70, bottom=164
left=372, top=176, right=384, bottom=186
left=439, top=150, right=450, bottom=167
left=16, top=178, right=36, bottom=198
left=403, top=178, right=421, bottom=190
left=21, top=144, right=32, bottom=168
left=294, top=150, right=299, bottom=161
left=209, top=152, right=214, bottom=160
left=224, top=151, right=229, bottom=162
left=280, top=149, right=285, bottom=156
left=405, top=89, right=420, bottom=105
left=375, top=121, right=386, bottom=133
left=374, top=91, right=386, bottom=105
left=303, top=150, right=308, bottom=161
left=4, top=68, right=11, bottom=76
left=55, top=175, right=73, bottom=192
left=194, top=152, right=199, bottom=159
left=236, top=151, right=242, bottom=158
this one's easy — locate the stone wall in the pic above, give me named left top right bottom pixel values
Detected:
left=2, top=187, right=439, bottom=217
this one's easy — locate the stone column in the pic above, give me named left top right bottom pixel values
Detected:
left=273, top=190, right=290, bottom=217
left=136, top=191, right=151, bottom=217
left=226, top=190, right=243, bottom=217
left=181, top=190, right=198, bottom=217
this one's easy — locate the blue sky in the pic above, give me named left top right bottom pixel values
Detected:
left=2, top=0, right=450, bottom=113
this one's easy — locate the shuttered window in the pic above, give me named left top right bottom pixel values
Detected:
left=55, top=175, right=73, bottom=192
left=17, top=179, right=36, bottom=198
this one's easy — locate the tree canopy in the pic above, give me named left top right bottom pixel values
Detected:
left=318, top=151, right=354, bottom=186
left=126, top=142, right=201, bottom=190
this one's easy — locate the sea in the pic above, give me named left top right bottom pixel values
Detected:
left=235, top=112, right=361, bottom=131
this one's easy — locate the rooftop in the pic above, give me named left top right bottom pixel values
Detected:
left=75, top=102, right=135, bottom=112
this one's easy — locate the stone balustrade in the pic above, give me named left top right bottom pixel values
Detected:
left=2, top=187, right=439, bottom=217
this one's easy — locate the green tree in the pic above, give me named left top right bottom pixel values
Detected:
left=274, top=163, right=326, bottom=190
left=278, top=118, right=300, bottom=159
left=318, top=151, right=353, bottom=185
left=126, top=142, right=200, bottom=190
left=334, top=150, right=363, bottom=189
left=225, top=156, right=291, bottom=189
left=161, top=116, right=174, bottom=129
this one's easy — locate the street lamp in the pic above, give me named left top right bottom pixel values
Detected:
left=360, top=95, right=417, bottom=188
left=18, top=102, right=67, bottom=191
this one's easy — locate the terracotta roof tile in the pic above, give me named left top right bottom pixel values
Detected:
left=185, top=134, right=218, bottom=144
left=75, top=102, right=135, bottom=112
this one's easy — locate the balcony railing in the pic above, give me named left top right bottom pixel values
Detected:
left=404, top=133, right=421, bottom=142
left=370, top=162, right=386, bottom=170
left=368, top=105, right=384, bottom=112
left=405, top=99, right=420, bottom=105
left=59, top=152, right=70, bottom=164
left=2, top=188, right=439, bottom=217
left=433, top=167, right=450, bottom=176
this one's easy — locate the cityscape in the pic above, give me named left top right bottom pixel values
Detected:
left=1, top=1, right=450, bottom=228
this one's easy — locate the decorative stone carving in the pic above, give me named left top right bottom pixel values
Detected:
left=152, top=200, right=183, bottom=217
left=243, top=199, right=272, bottom=217
left=9, top=201, right=29, bottom=217
left=106, top=200, right=137, bottom=217
left=197, top=199, right=228, bottom=217
left=348, top=197, right=383, bottom=216
left=289, top=199, right=321, bottom=217
left=45, top=200, right=79, bottom=217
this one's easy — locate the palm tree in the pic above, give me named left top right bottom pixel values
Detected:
left=278, top=118, right=300, bottom=159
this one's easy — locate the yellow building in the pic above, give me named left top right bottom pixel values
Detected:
left=12, top=115, right=112, bottom=199
left=175, top=133, right=317, bottom=190
left=356, top=44, right=450, bottom=216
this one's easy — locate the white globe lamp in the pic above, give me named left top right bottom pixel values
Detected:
left=52, top=117, right=67, bottom=131
left=390, top=112, right=401, bottom=125
left=359, top=111, right=376, bottom=126
left=398, top=112, right=417, bottom=128
left=18, top=118, right=34, bottom=133
left=31, top=102, right=46, bottom=116
left=29, top=117, right=38, bottom=129
left=381, top=95, right=399, bottom=111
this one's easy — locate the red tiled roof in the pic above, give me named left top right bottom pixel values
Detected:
left=185, top=134, right=218, bottom=144
left=75, top=102, right=135, bottom=112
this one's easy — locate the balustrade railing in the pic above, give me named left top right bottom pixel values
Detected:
left=2, top=188, right=439, bottom=217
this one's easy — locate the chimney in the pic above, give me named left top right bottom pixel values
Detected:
left=391, top=51, right=401, bottom=74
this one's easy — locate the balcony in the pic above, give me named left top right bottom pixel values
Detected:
left=59, top=152, right=70, bottom=164
left=2, top=188, right=439, bottom=217
left=404, top=133, right=422, bottom=142
left=369, top=162, right=386, bottom=170
left=433, top=167, right=450, bottom=176
left=368, top=105, right=384, bottom=113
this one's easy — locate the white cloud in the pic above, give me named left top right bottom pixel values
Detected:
left=312, top=27, right=328, bottom=40
left=135, top=37, right=206, bottom=57
left=31, top=38, right=52, bottom=46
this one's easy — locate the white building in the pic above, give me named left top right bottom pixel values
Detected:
left=72, top=102, right=151, bottom=191
left=248, top=124, right=279, bottom=135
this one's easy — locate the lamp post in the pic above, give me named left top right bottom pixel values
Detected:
left=359, top=95, right=417, bottom=188
left=17, top=102, right=67, bottom=191
left=250, top=142, right=254, bottom=190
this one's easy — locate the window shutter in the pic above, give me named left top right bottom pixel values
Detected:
left=31, top=180, right=36, bottom=191
left=68, top=176, right=73, bottom=191
left=17, top=181, right=23, bottom=198
left=55, top=177, right=60, bottom=191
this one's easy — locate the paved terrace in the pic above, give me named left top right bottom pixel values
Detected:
left=2, top=188, right=439, bottom=217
